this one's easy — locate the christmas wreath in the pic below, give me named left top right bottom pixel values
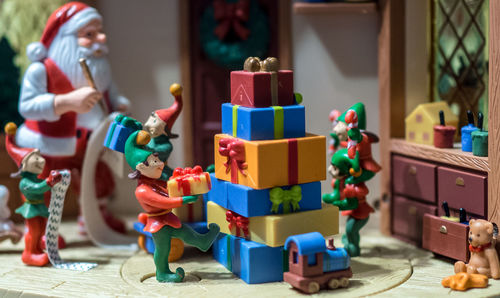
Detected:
left=200, top=0, right=270, bottom=70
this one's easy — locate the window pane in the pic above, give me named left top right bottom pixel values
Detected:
left=432, top=0, right=489, bottom=129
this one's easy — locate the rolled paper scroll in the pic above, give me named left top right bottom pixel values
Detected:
left=46, top=170, right=98, bottom=271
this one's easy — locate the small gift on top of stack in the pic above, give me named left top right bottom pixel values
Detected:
left=205, top=57, right=339, bottom=284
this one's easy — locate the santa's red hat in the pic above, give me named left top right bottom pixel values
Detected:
left=154, top=83, right=183, bottom=136
left=26, top=2, right=102, bottom=62
left=4, top=123, right=38, bottom=168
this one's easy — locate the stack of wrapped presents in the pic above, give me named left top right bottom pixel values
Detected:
left=205, top=57, right=339, bottom=284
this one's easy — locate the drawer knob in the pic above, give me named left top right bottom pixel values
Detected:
left=440, top=225, right=448, bottom=234
left=408, top=166, right=417, bottom=175
left=408, top=206, right=417, bottom=215
left=455, top=177, right=465, bottom=187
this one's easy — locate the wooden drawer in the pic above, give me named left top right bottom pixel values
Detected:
left=392, top=196, right=437, bottom=246
left=422, top=214, right=469, bottom=262
left=437, top=167, right=487, bottom=218
left=392, top=155, right=437, bottom=203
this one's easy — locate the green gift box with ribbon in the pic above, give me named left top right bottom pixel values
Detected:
left=221, top=103, right=305, bottom=141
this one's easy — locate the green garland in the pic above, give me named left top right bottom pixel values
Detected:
left=200, top=0, right=270, bottom=70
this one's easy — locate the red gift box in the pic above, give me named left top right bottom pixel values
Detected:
left=230, top=70, right=294, bottom=108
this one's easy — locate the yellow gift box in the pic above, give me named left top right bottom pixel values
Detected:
left=167, top=166, right=211, bottom=197
left=206, top=201, right=339, bottom=247
left=172, top=196, right=205, bottom=223
left=214, top=133, right=326, bottom=189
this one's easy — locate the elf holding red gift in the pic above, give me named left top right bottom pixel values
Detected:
left=125, top=129, right=219, bottom=283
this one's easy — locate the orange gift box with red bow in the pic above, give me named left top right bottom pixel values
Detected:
left=214, top=133, right=326, bottom=190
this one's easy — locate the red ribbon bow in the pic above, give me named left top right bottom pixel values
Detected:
left=170, top=165, right=207, bottom=196
left=219, top=138, right=247, bottom=183
left=469, top=242, right=491, bottom=253
left=213, top=0, right=250, bottom=41
left=226, top=210, right=249, bottom=238
left=171, top=165, right=203, bottom=179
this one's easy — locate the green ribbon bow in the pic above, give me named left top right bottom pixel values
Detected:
left=269, top=185, right=302, bottom=214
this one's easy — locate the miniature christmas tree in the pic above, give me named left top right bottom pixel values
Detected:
left=0, top=37, right=22, bottom=127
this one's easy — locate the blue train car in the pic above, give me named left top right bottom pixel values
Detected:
left=284, top=232, right=352, bottom=294
left=323, top=246, right=350, bottom=273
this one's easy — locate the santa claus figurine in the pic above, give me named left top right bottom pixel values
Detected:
left=4, top=123, right=62, bottom=266
left=16, top=2, right=129, bottom=234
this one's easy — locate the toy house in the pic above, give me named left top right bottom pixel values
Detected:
left=405, top=101, right=458, bottom=146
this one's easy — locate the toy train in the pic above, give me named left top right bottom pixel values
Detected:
left=284, top=232, right=352, bottom=294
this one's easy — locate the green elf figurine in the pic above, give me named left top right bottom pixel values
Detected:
left=142, top=83, right=183, bottom=181
left=4, top=123, right=62, bottom=266
left=324, top=103, right=381, bottom=257
left=331, top=102, right=367, bottom=150
left=322, top=149, right=375, bottom=257
left=111, top=83, right=183, bottom=181
left=125, top=129, right=220, bottom=282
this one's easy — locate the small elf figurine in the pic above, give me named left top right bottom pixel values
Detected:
left=331, top=103, right=367, bottom=150
left=344, top=109, right=382, bottom=174
left=324, top=103, right=381, bottom=257
left=125, top=130, right=220, bottom=283
left=328, top=109, right=341, bottom=155
left=322, top=149, right=375, bottom=257
left=4, top=123, right=62, bottom=266
left=142, top=83, right=183, bottom=181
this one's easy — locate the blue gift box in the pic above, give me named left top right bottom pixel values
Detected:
left=104, top=118, right=137, bottom=153
left=221, top=103, right=305, bottom=141
left=204, top=173, right=228, bottom=213
left=204, top=174, right=322, bottom=218
left=212, top=233, right=286, bottom=284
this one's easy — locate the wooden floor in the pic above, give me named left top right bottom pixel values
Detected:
left=1, top=213, right=500, bottom=297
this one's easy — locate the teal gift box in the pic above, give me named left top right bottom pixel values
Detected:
left=212, top=233, right=287, bottom=284
left=221, top=103, right=305, bottom=141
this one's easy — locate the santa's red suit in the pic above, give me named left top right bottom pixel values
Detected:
left=16, top=2, right=130, bottom=233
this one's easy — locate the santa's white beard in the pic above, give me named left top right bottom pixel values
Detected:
left=47, top=34, right=113, bottom=130
left=48, top=34, right=112, bottom=92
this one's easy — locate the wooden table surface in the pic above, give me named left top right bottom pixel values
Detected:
left=1, top=213, right=499, bottom=297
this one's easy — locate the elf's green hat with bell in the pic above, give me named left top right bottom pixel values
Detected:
left=125, top=130, right=153, bottom=169
left=338, top=102, right=366, bottom=130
